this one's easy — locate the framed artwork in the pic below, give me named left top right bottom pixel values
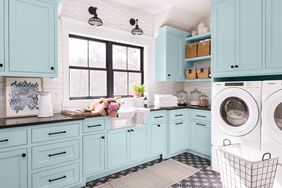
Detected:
left=5, top=77, right=43, bottom=118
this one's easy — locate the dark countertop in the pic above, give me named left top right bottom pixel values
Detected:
left=148, top=105, right=211, bottom=112
left=0, top=114, right=85, bottom=129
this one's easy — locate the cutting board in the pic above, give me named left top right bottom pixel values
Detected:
left=62, top=110, right=101, bottom=118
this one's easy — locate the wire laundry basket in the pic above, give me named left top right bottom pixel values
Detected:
left=217, top=139, right=279, bottom=188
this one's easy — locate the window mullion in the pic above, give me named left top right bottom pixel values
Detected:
left=107, top=42, right=113, bottom=98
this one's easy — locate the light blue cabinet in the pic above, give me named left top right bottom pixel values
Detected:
left=107, top=129, right=129, bottom=169
left=130, top=127, right=148, bottom=162
left=212, top=0, right=263, bottom=77
left=151, top=122, right=166, bottom=157
left=156, top=26, right=189, bottom=81
left=0, top=149, right=28, bottom=188
left=0, top=0, right=5, bottom=72
left=83, top=134, right=105, bottom=176
left=170, top=120, right=187, bottom=154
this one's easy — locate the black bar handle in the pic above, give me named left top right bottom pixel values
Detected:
left=48, top=151, right=67, bottom=157
left=262, top=152, right=272, bottom=161
left=175, top=114, right=183, bottom=117
left=0, top=139, right=8, bottom=143
left=196, top=123, right=206, bottom=127
left=223, top=139, right=231, bottom=146
left=196, top=115, right=206, bottom=118
left=88, top=124, right=102, bottom=128
left=48, top=131, right=67, bottom=136
left=154, top=116, right=163, bottom=119
left=49, top=175, right=67, bottom=183
left=175, top=122, right=183, bottom=125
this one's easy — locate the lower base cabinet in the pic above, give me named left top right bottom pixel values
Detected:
left=191, top=121, right=211, bottom=156
left=83, top=133, right=105, bottom=176
left=170, top=120, right=187, bottom=154
left=0, top=149, right=27, bottom=188
left=130, top=127, right=148, bottom=162
left=151, top=122, right=166, bottom=156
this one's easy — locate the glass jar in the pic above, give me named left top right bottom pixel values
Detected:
left=177, top=89, right=187, bottom=106
left=199, top=93, right=209, bottom=107
left=190, top=89, right=201, bottom=106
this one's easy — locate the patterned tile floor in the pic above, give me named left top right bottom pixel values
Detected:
left=84, top=152, right=222, bottom=188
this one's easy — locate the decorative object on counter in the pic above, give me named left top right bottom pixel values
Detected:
left=88, top=6, right=103, bottom=26
left=199, top=93, right=209, bottom=108
left=131, top=83, right=145, bottom=98
left=185, top=68, right=197, bottom=80
left=198, top=39, right=211, bottom=57
left=129, top=18, right=143, bottom=35
left=143, top=95, right=148, bottom=108
left=154, top=94, right=178, bottom=108
left=5, top=77, right=42, bottom=118
left=38, top=92, right=53, bottom=118
left=186, top=43, right=198, bottom=58
left=89, top=98, right=121, bottom=117
left=62, top=109, right=100, bottom=117
left=177, top=89, right=188, bottom=106
left=196, top=68, right=210, bottom=79
left=190, top=89, right=201, bottom=106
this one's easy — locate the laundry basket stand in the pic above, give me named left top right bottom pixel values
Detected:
left=217, top=139, right=279, bottom=188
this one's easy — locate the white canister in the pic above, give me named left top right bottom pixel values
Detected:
left=38, top=92, right=54, bottom=117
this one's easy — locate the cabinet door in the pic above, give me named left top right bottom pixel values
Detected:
left=191, top=121, right=211, bottom=156
left=151, top=122, right=166, bottom=157
left=108, top=129, right=129, bottom=169
left=0, top=149, right=28, bottom=188
left=236, top=0, right=263, bottom=72
left=0, top=0, right=5, bottom=71
left=83, top=134, right=105, bottom=176
left=212, top=0, right=236, bottom=74
left=170, top=121, right=187, bottom=154
left=166, top=35, right=185, bottom=80
left=9, top=0, right=56, bottom=75
left=266, top=0, right=282, bottom=70
left=130, top=127, right=148, bottom=162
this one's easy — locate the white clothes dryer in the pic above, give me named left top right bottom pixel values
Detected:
left=211, top=81, right=262, bottom=171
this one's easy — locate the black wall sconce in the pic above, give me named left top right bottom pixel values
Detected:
left=88, top=6, right=103, bottom=26
left=129, top=18, right=143, bottom=35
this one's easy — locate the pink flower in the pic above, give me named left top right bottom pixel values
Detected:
left=98, top=106, right=107, bottom=116
left=108, top=110, right=118, bottom=117
left=103, top=100, right=109, bottom=107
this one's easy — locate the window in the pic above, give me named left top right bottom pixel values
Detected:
left=69, top=35, right=144, bottom=100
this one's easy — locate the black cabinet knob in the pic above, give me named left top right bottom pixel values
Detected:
left=235, top=65, right=239, bottom=68
left=0, top=64, right=3, bottom=68
left=127, top=130, right=131, bottom=132
left=101, top=136, right=105, bottom=139
left=168, top=74, right=171, bottom=77
left=130, top=129, right=134, bottom=132
left=157, top=124, right=161, bottom=127
left=231, top=65, right=234, bottom=68
left=51, top=67, right=54, bottom=70
left=22, top=153, right=27, bottom=158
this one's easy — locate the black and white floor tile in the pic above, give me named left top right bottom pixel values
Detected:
left=84, top=152, right=222, bottom=188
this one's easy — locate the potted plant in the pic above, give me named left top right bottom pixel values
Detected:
left=131, top=83, right=145, bottom=98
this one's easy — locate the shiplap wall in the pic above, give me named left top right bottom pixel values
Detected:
left=0, top=0, right=184, bottom=117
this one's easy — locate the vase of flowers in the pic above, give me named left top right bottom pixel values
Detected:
left=131, top=83, right=145, bottom=98
left=89, top=98, right=120, bottom=117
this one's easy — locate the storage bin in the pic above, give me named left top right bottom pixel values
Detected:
left=196, top=68, right=210, bottom=79
left=186, top=43, right=198, bottom=58
left=185, top=69, right=196, bottom=79
left=198, top=40, right=211, bottom=57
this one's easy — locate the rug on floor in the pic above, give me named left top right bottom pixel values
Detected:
left=93, top=159, right=199, bottom=188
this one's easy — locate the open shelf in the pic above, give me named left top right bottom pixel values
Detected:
left=185, top=78, right=211, bottom=83
left=186, top=55, right=211, bottom=62
left=186, top=32, right=211, bottom=43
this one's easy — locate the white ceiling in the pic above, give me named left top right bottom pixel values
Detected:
left=110, top=0, right=211, bottom=33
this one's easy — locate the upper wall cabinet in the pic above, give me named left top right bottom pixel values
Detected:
left=0, top=0, right=5, bottom=72
left=2, top=0, right=58, bottom=77
left=156, top=26, right=189, bottom=81
left=212, top=0, right=263, bottom=77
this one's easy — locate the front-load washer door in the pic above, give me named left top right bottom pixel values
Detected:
left=262, top=90, right=282, bottom=144
left=212, top=88, right=259, bottom=136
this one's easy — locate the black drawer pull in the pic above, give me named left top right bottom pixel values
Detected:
left=196, top=115, right=206, bottom=118
left=154, top=116, right=163, bottom=119
left=49, top=175, right=67, bottom=183
left=175, top=114, right=183, bottom=117
left=175, top=122, right=183, bottom=125
left=88, top=124, right=102, bottom=128
left=157, top=124, right=161, bottom=127
left=196, top=123, right=207, bottom=127
left=0, top=139, right=8, bottom=143
left=48, top=131, right=67, bottom=136
left=48, top=151, right=67, bottom=157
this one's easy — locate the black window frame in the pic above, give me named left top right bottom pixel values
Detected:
left=69, top=34, right=144, bottom=100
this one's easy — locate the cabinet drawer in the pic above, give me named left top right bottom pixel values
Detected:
left=82, top=119, right=105, bottom=133
left=0, top=130, right=27, bottom=149
left=150, top=111, right=166, bottom=122
left=32, top=140, right=79, bottom=169
left=32, top=123, right=80, bottom=143
left=169, top=109, right=186, bottom=121
left=32, top=163, right=80, bottom=188
left=190, top=110, right=211, bottom=122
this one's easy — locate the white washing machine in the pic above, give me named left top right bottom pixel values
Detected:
left=211, top=81, right=261, bottom=171
left=261, top=80, right=282, bottom=187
